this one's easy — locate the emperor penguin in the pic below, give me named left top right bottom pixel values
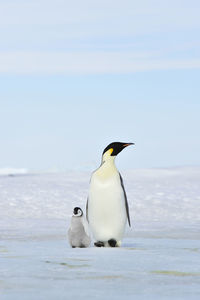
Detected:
left=87, top=142, right=134, bottom=247
left=68, top=207, right=91, bottom=248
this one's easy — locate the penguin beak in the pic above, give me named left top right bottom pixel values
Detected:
left=123, top=143, right=134, bottom=148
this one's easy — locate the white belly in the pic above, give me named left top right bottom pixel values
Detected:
left=88, top=173, right=127, bottom=242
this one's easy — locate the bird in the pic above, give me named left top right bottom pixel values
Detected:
left=86, top=142, right=134, bottom=247
left=68, top=207, right=91, bottom=248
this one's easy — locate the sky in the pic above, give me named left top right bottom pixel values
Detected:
left=0, top=0, right=200, bottom=172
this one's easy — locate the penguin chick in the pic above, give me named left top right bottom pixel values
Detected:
left=68, top=207, right=91, bottom=248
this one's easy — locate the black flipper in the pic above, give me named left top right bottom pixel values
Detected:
left=86, top=198, right=89, bottom=222
left=119, top=173, right=131, bottom=227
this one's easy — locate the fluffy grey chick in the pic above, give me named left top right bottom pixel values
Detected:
left=68, top=207, right=91, bottom=248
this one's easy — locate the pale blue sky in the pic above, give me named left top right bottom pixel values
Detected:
left=0, top=0, right=200, bottom=171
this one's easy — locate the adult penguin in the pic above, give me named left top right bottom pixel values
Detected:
left=87, top=142, right=134, bottom=247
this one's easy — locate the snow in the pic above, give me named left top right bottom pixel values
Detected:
left=0, top=167, right=200, bottom=299
left=0, top=168, right=28, bottom=176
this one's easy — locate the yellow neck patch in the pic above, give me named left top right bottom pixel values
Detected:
left=101, top=147, right=115, bottom=163
left=108, top=148, right=113, bottom=155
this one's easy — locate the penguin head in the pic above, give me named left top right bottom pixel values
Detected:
left=73, top=207, right=83, bottom=217
left=102, top=142, right=134, bottom=162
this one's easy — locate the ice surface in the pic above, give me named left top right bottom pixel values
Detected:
left=0, top=167, right=200, bottom=299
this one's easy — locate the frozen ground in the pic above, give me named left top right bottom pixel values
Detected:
left=0, top=167, right=200, bottom=299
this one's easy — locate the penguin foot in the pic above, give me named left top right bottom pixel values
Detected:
left=108, top=239, right=117, bottom=247
left=94, top=241, right=105, bottom=247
